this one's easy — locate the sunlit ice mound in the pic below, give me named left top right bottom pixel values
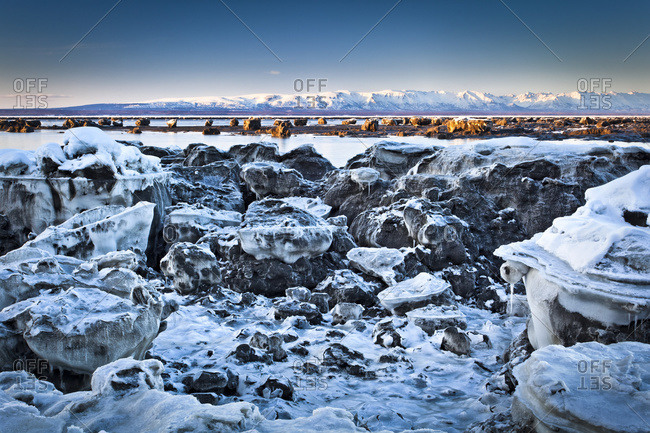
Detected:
left=0, top=127, right=170, bottom=256
left=495, top=165, right=650, bottom=349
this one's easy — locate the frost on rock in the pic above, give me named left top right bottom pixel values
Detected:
left=347, top=247, right=404, bottom=285
left=496, top=165, right=650, bottom=349
left=164, top=203, right=242, bottom=243
left=279, top=196, right=332, bottom=219
left=0, top=287, right=162, bottom=374
left=0, top=358, right=264, bottom=433
left=0, top=128, right=169, bottom=255
left=240, top=161, right=314, bottom=199
left=238, top=199, right=333, bottom=264
left=378, top=273, right=455, bottom=315
left=160, top=242, right=221, bottom=294
left=512, top=341, right=650, bottom=433
left=406, top=304, right=467, bottom=336
left=24, top=202, right=155, bottom=261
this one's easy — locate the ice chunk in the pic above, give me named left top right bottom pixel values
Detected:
left=513, top=341, right=650, bottom=433
left=23, top=202, right=155, bottom=260
left=378, top=273, right=454, bottom=315
left=238, top=199, right=333, bottom=264
left=347, top=247, right=404, bottom=285
left=0, top=287, right=162, bottom=374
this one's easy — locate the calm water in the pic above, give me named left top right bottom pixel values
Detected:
left=1, top=130, right=647, bottom=168
left=0, top=130, right=474, bottom=167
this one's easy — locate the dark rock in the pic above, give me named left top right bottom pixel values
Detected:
left=202, top=127, right=220, bottom=135
left=441, top=326, right=471, bottom=356
left=279, top=145, right=335, bottom=181
left=228, top=142, right=280, bottom=165
left=240, top=162, right=314, bottom=199
left=183, top=144, right=229, bottom=166
left=256, top=377, right=294, bottom=401
left=273, top=299, right=322, bottom=325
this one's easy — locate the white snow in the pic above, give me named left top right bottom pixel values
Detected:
left=536, top=165, right=650, bottom=281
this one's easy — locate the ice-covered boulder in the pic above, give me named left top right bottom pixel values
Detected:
left=169, top=160, right=244, bottom=212
left=0, top=286, right=162, bottom=374
left=241, top=161, right=314, bottom=199
left=164, top=203, right=242, bottom=243
left=23, top=202, right=155, bottom=260
left=160, top=242, right=221, bottom=294
left=238, top=199, right=333, bottom=264
left=346, top=141, right=441, bottom=180
left=0, top=247, right=82, bottom=310
left=347, top=247, right=404, bottom=285
left=512, top=341, right=650, bottom=433
left=315, top=269, right=380, bottom=307
left=279, top=196, right=332, bottom=219
left=0, top=358, right=264, bottom=433
left=278, top=144, right=335, bottom=181
left=405, top=304, right=466, bottom=336
left=496, top=166, right=650, bottom=348
left=378, top=273, right=454, bottom=315
left=0, top=128, right=169, bottom=255
left=403, top=199, right=470, bottom=268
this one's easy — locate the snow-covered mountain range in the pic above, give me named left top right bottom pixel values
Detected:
left=27, top=90, right=650, bottom=115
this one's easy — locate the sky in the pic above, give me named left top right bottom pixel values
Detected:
left=1, top=0, right=650, bottom=108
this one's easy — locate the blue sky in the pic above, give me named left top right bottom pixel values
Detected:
left=2, top=0, right=650, bottom=107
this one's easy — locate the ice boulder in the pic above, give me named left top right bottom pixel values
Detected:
left=23, top=202, right=155, bottom=261
left=512, top=341, right=650, bottom=433
left=238, top=199, right=333, bottom=264
left=495, top=166, right=650, bottom=349
left=0, top=286, right=163, bottom=374
left=378, top=273, right=455, bottom=315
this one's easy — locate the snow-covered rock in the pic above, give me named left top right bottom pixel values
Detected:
left=238, top=199, right=333, bottom=264
left=350, top=167, right=380, bottom=187
left=160, top=242, right=221, bottom=294
left=378, top=273, right=454, bottom=315
left=0, top=286, right=162, bottom=374
left=495, top=166, right=650, bottom=348
left=347, top=247, right=404, bottom=285
left=512, top=341, right=650, bottom=433
left=23, top=202, right=155, bottom=260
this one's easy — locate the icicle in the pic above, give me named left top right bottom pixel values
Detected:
left=508, top=283, right=515, bottom=316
